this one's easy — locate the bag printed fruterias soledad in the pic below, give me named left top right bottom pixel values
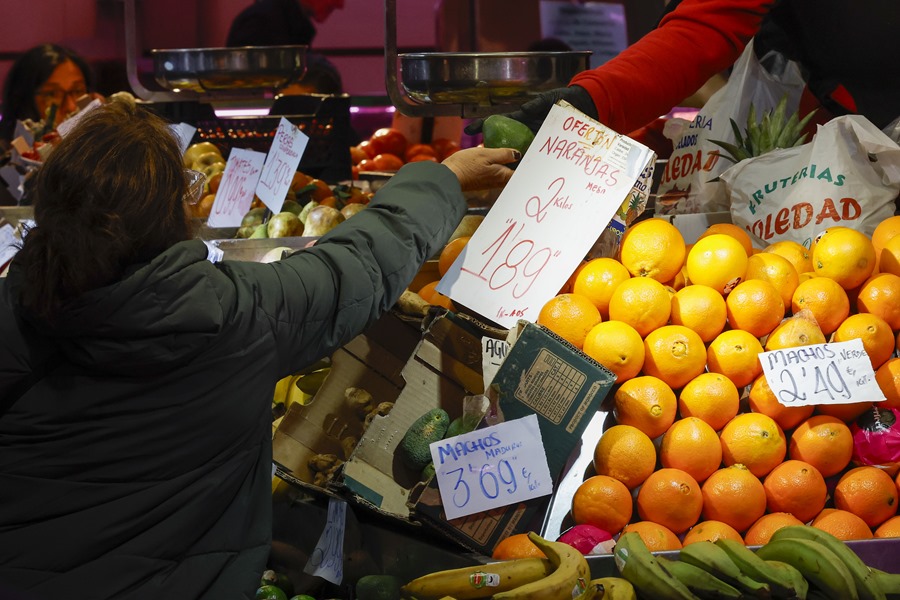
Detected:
left=724, top=115, right=900, bottom=248
left=655, top=40, right=805, bottom=215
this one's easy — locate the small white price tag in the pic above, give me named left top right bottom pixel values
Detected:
left=56, top=98, right=102, bottom=137
left=207, top=148, right=266, bottom=228
left=482, top=336, right=510, bottom=388
left=437, top=102, right=655, bottom=327
left=169, top=123, right=197, bottom=155
left=430, top=414, right=553, bottom=520
left=303, top=498, right=346, bottom=585
left=760, top=339, right=886, bottom=407
left=256, top=117, right=309, bottom=214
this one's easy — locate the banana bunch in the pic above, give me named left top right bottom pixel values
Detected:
left=401, top=532, right=592, bottom=600
left=615, top=524, right=900, bottom=600
left=710, top=94, right=817, bottom=163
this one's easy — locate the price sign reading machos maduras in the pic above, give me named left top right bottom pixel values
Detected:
left=437, top=102, right=656, bottom=328
left=430, top=414, right=553, bottom=520
left=207, top=148, right=266, bottom=228
left=256, top=117, right=309, bottom=214
left=760, top=339, right=885, bottom=407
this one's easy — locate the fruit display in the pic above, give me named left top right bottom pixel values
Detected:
left=349, top=127, right=460, bottom=179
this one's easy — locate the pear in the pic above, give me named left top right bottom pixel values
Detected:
left=241, top=206, right=268, bottom=229
left=340, top=203, right=366, bottom=219
left=235, top=226, right=256, bottom=239
left=298, top=200, right=318, bottom=225
left=281, top=200, right=303, bottom=216
left=267, top=211, right=303, bottom=238
left=249, top=223, right=268, bottom=238
left=304, top=205, right=345, bottom=237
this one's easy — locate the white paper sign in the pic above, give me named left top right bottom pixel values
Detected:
left=207, top=148, right=266, bottom=228
left=760, top=339, right=886, bottom=407
left=56, top=98, right=102, bottom=137
left=256, top=118, right=309, bottom=214
left=303, top=498, right=346, bottom=585
left=437, top=102, right=655, bottom=327
left=169, top=123, right=197, bottom=154
left=482, top=336, right=510, bottom=389
left=430, top=414, right=553, bottom=520
left=539, top=1, right=627, bottom=66
left=0, top=224, right=19, bottom=268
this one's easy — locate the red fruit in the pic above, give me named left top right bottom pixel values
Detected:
left=404, top=143, right=436, bottom=162
left=407, top=154, right=439, bottom=163
left=358, top=158, right=377, bottom=172
left=372, top=153, right=405, bottom=171
left=350, top=145, right=368, bottom=165
left=357, top=140, right=378, bottom=159
left=431, top=137, right=460, bottom=160
left=369, top=128, right=408, bottom=157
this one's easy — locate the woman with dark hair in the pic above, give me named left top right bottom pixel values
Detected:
left=0, top=43, right=95, bottom=145
left=0, top=100, right=517, bottom=599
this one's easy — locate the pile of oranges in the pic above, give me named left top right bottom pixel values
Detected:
left=534, top=216, right=900, bottom=552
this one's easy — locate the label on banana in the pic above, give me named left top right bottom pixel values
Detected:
left=468, top=572, right=501, bottom=588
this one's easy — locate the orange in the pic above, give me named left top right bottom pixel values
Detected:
left=815, top=401, right=874, bottom=423
left=763, top=459, right=828, bottom=523
left=583, top=321, right=645, bottom=383
left=879, top=234, right=900, bottom=277
left=621, top=521, right=682, bottom=551
left=833, top=312, right=895, bottom=370
left=725, top=279, right=785, bottom=337
left=699, top=223, right=754, bottom=257
left=417, top=280, right=454, bottom=310
left=492, top=533, right=546, bottom=559
left=876, top=358, right=900, bottom=410
left=681, top=520, right=744, bottom=546
left=764, top=313, right=826, bottom=351
left=719, top=413, right=787, bottom=477
left=812, top=226, right=877, bottom=289
left=701, top=464, right=768, bottom=533
left=571, top=475, right=633, bottom=535
left=798, top=272, right=818, bottom=284
left=834, top=466, right=899, bottom=528
left=664, top=267, right=687, bottom=291
left=686, top=234, right=749, bottom=295
left=670, top=284, right=727, bottom=342
left=707, top=329, right=764, bottom=388
left=619, top=218, right=686, bottom=282
left=636, top=468, right=703, bottom=534
left=789, top=415, right=854, bottom=477
left=745, top=252, right=800, bottom=310
left=573, top=257, right=631, bottom=318
left=660, top=416, right=723, bottom=483
left=811, top=508, right=874, bottom=541
left=764, top=240, right=813, bottom=275
left=613, top=376, right=678, bottom=439
left=856, top=272, right=900, bottom=331
left=678, top=373, right=740, bottom=431
left=790, top=277, right=850, bottom=336
left=748, top=373, right=815, bottom=431
left=593, top=424, right=657, bottom=490
left=438, top=236, right=470, bottom=277
left=743, top=512, right=805, bottom=545
left=536, top=293, right=602, bottom=350
left=642, top=325, right=707, bottom=389
left=608, top=277, right=672, bottom=337
left=872, top=215, right=900, bottom=258
left=875, top=515, right=900, bottom=538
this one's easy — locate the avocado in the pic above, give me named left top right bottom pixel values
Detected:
left=356, top=575, right=402, bottom=600
left=398, top=408, right=450, bottom=470
left=482, top=114, right=536, bottom=155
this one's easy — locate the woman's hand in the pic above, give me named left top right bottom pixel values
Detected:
left=441, top=146, right=520, bottom=192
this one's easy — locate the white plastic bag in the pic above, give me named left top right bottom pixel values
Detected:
left=724, top=115, right=900, bottom=248
left=655, top=40, right=806, bottom=214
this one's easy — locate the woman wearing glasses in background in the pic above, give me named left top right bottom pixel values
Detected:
left=0, top=44, right=96, bottom=149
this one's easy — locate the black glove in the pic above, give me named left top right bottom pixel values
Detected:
left=464, top=85, right=598, bottom=135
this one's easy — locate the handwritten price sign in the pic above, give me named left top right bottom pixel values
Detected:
left=256, top=117, right=309, bottom=213
left=430, top=414, right=552, bottom=520
left=303, top=497, right=346, bottom=585
left=437, top=102, right=656, bottom=327
left=760, top=339, right=886, bottom=407
left=207, top=148, right=266, bottom=228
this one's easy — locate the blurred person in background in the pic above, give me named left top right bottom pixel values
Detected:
left=0, top=99, right=517, bottom=600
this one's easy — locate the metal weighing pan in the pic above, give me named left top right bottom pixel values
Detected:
left=151, top=46, right=307, bottom=94
left=399, top=51, right=591, bottom=106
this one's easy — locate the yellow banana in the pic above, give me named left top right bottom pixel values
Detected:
left=400, top=557, right=553, bottom=600
left=679, top=540, right=770, bottom=597
left=293, top=367, right=331, bottom=395
left=492, top=532, right=590, bottom=600
left=658, top=556, right=742, bottom=599
left=756, top=538, right=858, bottom=600
left=770, top=525, right=884, bottom=600
left=613, top=532, right=695, bottom=600
left=590, top=577, right=636, bottom=600
left=715, top=538, right=803, bottom=599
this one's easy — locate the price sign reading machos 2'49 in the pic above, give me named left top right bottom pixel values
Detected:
left=207, top=148, right=266, bottom=228
left=256, top=117, right=309, bottom=214
left=437, top=102, right=657, bottom=328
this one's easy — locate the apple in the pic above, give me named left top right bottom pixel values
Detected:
left=304, top=205, right=345, bottom=237
left=183, top=142, right=221, bottom=168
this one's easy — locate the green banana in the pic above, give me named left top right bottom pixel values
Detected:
left=658, top=556, right=742, bottom=599
left=400, top=557, right=553, bottom=600
left=591, top=577, right=636, bottom=600
left=765, top=560, right=810, bottom=600
left=491, top=532, right=590, bottom=600
left=756, top=538, right=858, bottom=600
left=869, top=569, right=900, bottom=599
left=613, top=532, right=696, bottom=600
left=770, top=525, right=884, bottom=600
left=678, top=541, right=771, bottom=597
left=715, top=538, right=803, bottom=599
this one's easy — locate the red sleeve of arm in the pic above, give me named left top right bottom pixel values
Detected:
left=570, top=0, right=776, bottom=134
